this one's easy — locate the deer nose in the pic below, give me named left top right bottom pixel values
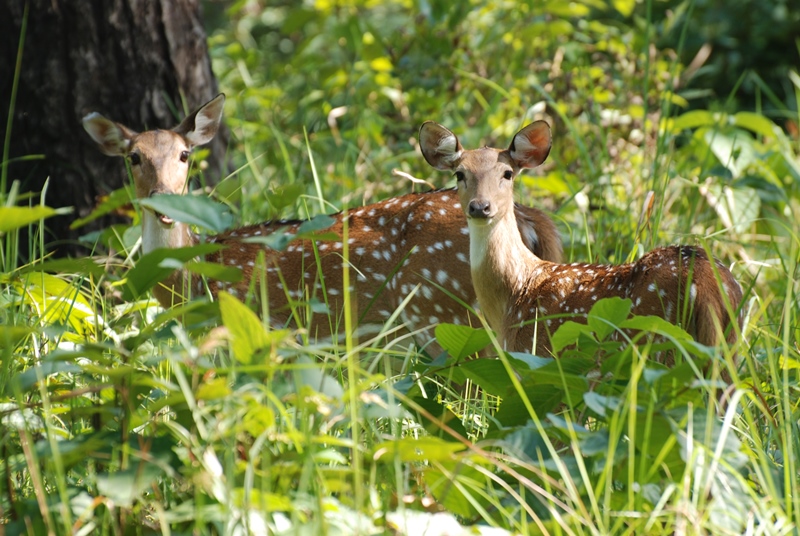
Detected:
left=468, top=200, right=491, bottom=219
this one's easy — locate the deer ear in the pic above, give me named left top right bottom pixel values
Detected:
left=82, top=112, right=136, bottom=156
left=175, top=93, right=225, bottom=147
left=419, top=121, right=463, bottom=171
left=509, top=121, right=551, bottom=169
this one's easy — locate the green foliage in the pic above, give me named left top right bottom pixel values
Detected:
left=1, top=0, right=800, bottom=533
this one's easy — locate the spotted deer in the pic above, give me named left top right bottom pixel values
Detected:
left=82, top=94, right=563, bottom=343
left=419, top=120, right=743, bottom=360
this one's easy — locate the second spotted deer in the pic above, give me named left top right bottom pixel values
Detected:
left=82, top=94, right=563, bottom=344
left=419, top=120, right=743, bottom=359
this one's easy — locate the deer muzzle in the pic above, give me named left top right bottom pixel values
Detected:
left=468, top=199, right=492, bottom=219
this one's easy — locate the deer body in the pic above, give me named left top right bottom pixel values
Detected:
left=83, top=95, right=563, bottom=342
left=419, top=120, right=743, bottom=357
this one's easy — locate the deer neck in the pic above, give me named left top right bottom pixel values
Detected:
left=468, top=209, right=542, bottom=345
left=141, top=210, right=196, bottom=254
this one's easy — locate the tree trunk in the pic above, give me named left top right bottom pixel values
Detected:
left=0, top=0, right=227, bottom=259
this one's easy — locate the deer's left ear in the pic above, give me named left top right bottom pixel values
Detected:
left=419, top=121, right=463, bottom=171
left=175, top=93, right=225, bottom=148
left=509, top=121, right=551, bottom=169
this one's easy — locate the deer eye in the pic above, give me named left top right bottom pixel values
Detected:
left=502, top=170, right=513, bottom=180
left=128, top=153, right=141, bottom=166
left=179, top=150, right=190, bottom=163
left=454, top=171, right=465, bottom=182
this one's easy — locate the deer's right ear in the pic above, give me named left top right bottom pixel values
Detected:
left=419, top=121, right=463, bottom=171
left=175, top=93, right=225, bottom=147
left=82, top=113, right=136, bottom=156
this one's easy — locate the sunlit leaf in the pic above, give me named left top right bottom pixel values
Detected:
left=196, top=377, right=232, bottom=400
left=0, top=206, right=58, bottom=233
left=551, top=320, right=595, bottom=353
left=435, top=323, right=492, bottom=360
left=671, top=110, right=718, bottom=133
left=372, top=436, right=466, bottom=463
left=612, top=0, right=635, bottom=16
left=587, top=297, right=632, bottom=341
left=218, top=291, right=289, bottom=364
left=701, top=128, right=758, bottom=177
left=732, top=112, right=785, bottom=141
left=185, top=260, right=243, bottom=282
left=620, top=315, right=693, bottom=341
left=18, top=257, right=107, bottom=279
left=701, top=183, right=760, bottom=233
left=140, top=194, right=233, bottom=233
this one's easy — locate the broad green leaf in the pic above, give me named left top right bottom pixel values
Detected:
left=507, top=352, right=554, bottom=370
left=0, top=206, right=58, bottom=233
left=122, top=243, right=223, bottom=301
left=583, top=392, right=624, bottom=418
left=242, top=406, right=276, bottom=437
left=268, top=183, right=304, bottom=211
left=455, top=358, right=509, bottom=395
left=494, top=425, right=554, bottom=463
left=218, top=291, right=289, bottom=365
left=296, top=214, right=336, bottom=235
left=96, top=463, right=165, bottom=508
left=185, top=260, right=243, bottom=282
left=35, top=433, right=114, bottom=468
left=670, top=110, right=717, bottom=133
left=232, top=489, right=292, bottom=512
left=732, top=111, right=784, bottom=141
left=587, top=297, right=632, bottom=340
left=701, top=183, right=760, bottom=233
left=611, top=0, right=635, bottom=16
left=551, top=320, right=595, bottom=353
left=0, top=326, right=35, bottom=349
left=18, top=257, right=107, bottom=279
left=14, top=361, right=82, bottom=391
left=619, top=315, right=693, bottom=341
left=406, top=395, right=469, bottom=439
left=548, top=413, right=589, bottom=434
left=780, top=355, right=800, bottom=370
left=524, top=369, right=589, bottom=395
left=426, top=464, right=490, bottom=518
left=372, top=436, right=466, bottom=463
left=140, top=194, right=233, bottom=233
left=702, top=128, right=758, bottom=177
left=196, top=377, right=232, bottom=400
left=244, top=214, right=337, bottom=251
left=434, top=323, right=492, bottom=360
left=493, top=385, right=563, bottom=427
left=13, top=273, right=96, bottom=335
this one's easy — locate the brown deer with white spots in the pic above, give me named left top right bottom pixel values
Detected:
left=419, top=120, right=743, bottom=361
left=82, top=94, right=563, bottom=344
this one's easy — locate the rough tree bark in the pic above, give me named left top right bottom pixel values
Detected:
left=0, top=0, right=227, bottom=258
